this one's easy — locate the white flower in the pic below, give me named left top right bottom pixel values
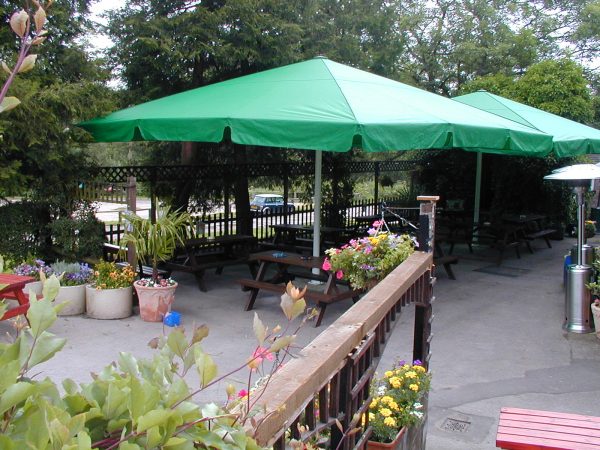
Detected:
left=377, top=386, right=386, bottom=396
left=414, top=402, right=423, bottom=410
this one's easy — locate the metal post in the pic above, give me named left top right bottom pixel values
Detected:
left=374, top=162, right=380, bottom=214
left=473, top=152, right=482, bottom=229
left=416, top=195, right=439, bottom=253
left=313, top=151, right=323, bottom=275
left=283, top=172, right=289, bottom=225
left=126, top=176, right=137, bottom=268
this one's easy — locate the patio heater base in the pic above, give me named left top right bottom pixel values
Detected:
left=564, top=264, right=593, bottom=333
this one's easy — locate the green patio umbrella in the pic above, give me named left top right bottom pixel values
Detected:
left=79, top=57, right=554, bottom=255
left=453, top=90, right=600, bottom=224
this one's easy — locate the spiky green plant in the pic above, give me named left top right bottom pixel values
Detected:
left=120, top=207, right=194, bottom=281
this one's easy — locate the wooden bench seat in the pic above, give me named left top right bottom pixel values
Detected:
left=167, top=255, right=253, bottom=291
left=237, top=277, right=359, bottom=326
left=524, top=229, right=556, bottom=253
left=434, top=255, right=458, bottom=280
left=496, top=407, right=600, bottom=450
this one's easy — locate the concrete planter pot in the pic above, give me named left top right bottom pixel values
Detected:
left=86, top=285, right=133, bottom=319
left=22, top=280, right=43, bottom=297
left=134, top=281, right=177, bottom=322
left=592, top=303, right=600, bottom=339
left=55, top=284, right=86, bottom=316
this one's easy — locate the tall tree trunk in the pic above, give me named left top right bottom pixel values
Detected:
left=173, top=142, right=197, bottom=211
left=233, top=144, right=252, bottom=235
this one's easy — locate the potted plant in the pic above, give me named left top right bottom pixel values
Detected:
left=585, top=220, right=597, bottom=239
left=323, top=221, right=416, bottom=290
left=367, top=360, right=431, bottom=450
left=120, top=207, right=193, bottom=322
left=50, top=261, right=93, bottom=315
left=86, top=260, right=136, bottom=319
left=13, top=258, right=53, bottom=296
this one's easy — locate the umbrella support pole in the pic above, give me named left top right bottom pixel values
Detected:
left=313, top=151, right=323, bottom=276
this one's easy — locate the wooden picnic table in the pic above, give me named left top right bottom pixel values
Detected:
left=237, top=250, right=361, bottom=327
left=496, top=407, right=600, bottom=449
left=0, top=274, right=37, bottom=321
left=166, top=234, right=257, bottom=291
left=266, top=223, right=350, bottom=253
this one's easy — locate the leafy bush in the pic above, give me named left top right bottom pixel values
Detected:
left=0, top=278, right=311, bottom=449
left=0, top=201, right=50, bottom=261
left=48, top=202, right=105, bottom=261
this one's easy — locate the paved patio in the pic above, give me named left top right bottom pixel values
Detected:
left=2, top=235, right=599, bottom=449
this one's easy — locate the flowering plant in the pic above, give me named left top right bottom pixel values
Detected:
left=50, top=261, right=93, bottom=286
left=135, top=277, right=176, bottom=288
left=368, top=360, right=431, bottom=443
left=13, top=259, right=53, bottom=280
left=323, top=221, right=416, bottom=290
left=92, top=260, right=136, bottom=290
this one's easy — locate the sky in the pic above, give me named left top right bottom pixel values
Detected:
left=89, top=0, right=124, bottom=50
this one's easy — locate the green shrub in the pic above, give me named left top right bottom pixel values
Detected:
left=0, top=201, right=49, bottom=260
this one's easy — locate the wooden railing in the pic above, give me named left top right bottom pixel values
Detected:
left=249, top=251, right=434, bottom=449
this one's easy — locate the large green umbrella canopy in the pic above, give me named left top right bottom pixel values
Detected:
left=79, top=57, right=552, bottom=155
left=453, top=90, right=600, bottom=157
left=79, top=57, right=554, bottom=256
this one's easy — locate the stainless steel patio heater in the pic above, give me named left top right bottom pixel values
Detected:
left=544, top=164, right=600, bottom=333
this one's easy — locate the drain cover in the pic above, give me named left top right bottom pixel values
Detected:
left=441, top=417, right=471, bottom=433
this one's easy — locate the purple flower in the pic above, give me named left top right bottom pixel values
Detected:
left=367, top=227, right=377, bottom=236
left=413, top=359, right=422, bottom=366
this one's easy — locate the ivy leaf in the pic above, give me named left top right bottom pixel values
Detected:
left=0, top=381, right=36, bottom=415
left=253, top=313, right=266, bottom=345
left=191, top=324, right=209, bottom=344
left=290, top=298, right=306, bottom=320
left=167, top=329, right=188, bottom=359
left=0, top=96, right=21, bottom=113
left=269, top=335, right=295, bottom=353
left=136, top=409, right=173, bottom=433
left=27, top=297, right=57, bottom=338
left=194, top=346, right=217, bottom=387
left=26, top=331, right=66, bottom=368
left=42, top=274, right=60, bottom=301
left=280, top=293, right=294, bottom=320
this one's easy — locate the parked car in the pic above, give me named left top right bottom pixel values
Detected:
left=250, top=194, right=295, bottom=215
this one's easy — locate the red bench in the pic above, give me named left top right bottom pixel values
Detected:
left=496, top=407, right=600, bottom=449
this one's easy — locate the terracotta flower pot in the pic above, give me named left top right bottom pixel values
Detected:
left=134, top=281, right=178, bottom=322
left=55, top=284, right=86, bottom=316
left=86, top=285, right=133, bottom=319
left=367, top=427, right=407, bottom=450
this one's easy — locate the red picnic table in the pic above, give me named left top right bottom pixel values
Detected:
left=0, top=274, right=37, bottom=321
left=496, top=407, right=600, bottom=449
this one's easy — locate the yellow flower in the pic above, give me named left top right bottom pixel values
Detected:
left=389, top=377, right=401, bottom=389
left=383, top=417, right=397, bottom=427
left=389, top=401, right=399, bottom=411
left=415, top=365, right=426, bottom=373
left=380, top=408, right=392, bottom=417
left=370, top=399, right=378, bottom=409
left=405, top=371, right=417, bottom=379
left=381, top=396, right=393, bottom=405
left=369, top=412, right=375, bottom=421
left=409, top=383, right=419, bottom=391
left=384, top=370, right=393, bottom=378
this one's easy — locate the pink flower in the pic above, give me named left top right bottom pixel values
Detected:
left=372, top=220, right=382, bottom=227
left=253, top=346, right=274, bottom=363
left=336, top=270, right=343, bottom=279
left=322, top=258, right=331, bottom=271
left=238, top=389, right=248, bottom=398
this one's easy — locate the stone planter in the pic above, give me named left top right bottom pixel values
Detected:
left=22, top=280, right=43, bottom=297
left=134, top=281, right=178, bottom=322
left=367, top=420, right=427, bottom=450
left=55, top=284, right=86, bottom=316
left=592, top=302, right=600, bottom=339
left=86, top=285, right=133, bottom=319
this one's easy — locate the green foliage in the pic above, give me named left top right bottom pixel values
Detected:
left=0, top=267, right=312, bottom=449
left=47, top=202, right=105, bottom=261
left=0, top=201, right=49, bottom=260
left=120, top=207, right=194, bottom=280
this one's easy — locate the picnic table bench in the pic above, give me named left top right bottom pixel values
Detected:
left=496, top=407, right=600, bottom=449
left=0, top=274, right=38, bottom=321
left=166, top=235, right=257, bottom=291
left=237, top=251, right=361, bottom=326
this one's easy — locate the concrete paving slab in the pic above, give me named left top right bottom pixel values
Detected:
left=1, top=235, right=599, bottom=449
